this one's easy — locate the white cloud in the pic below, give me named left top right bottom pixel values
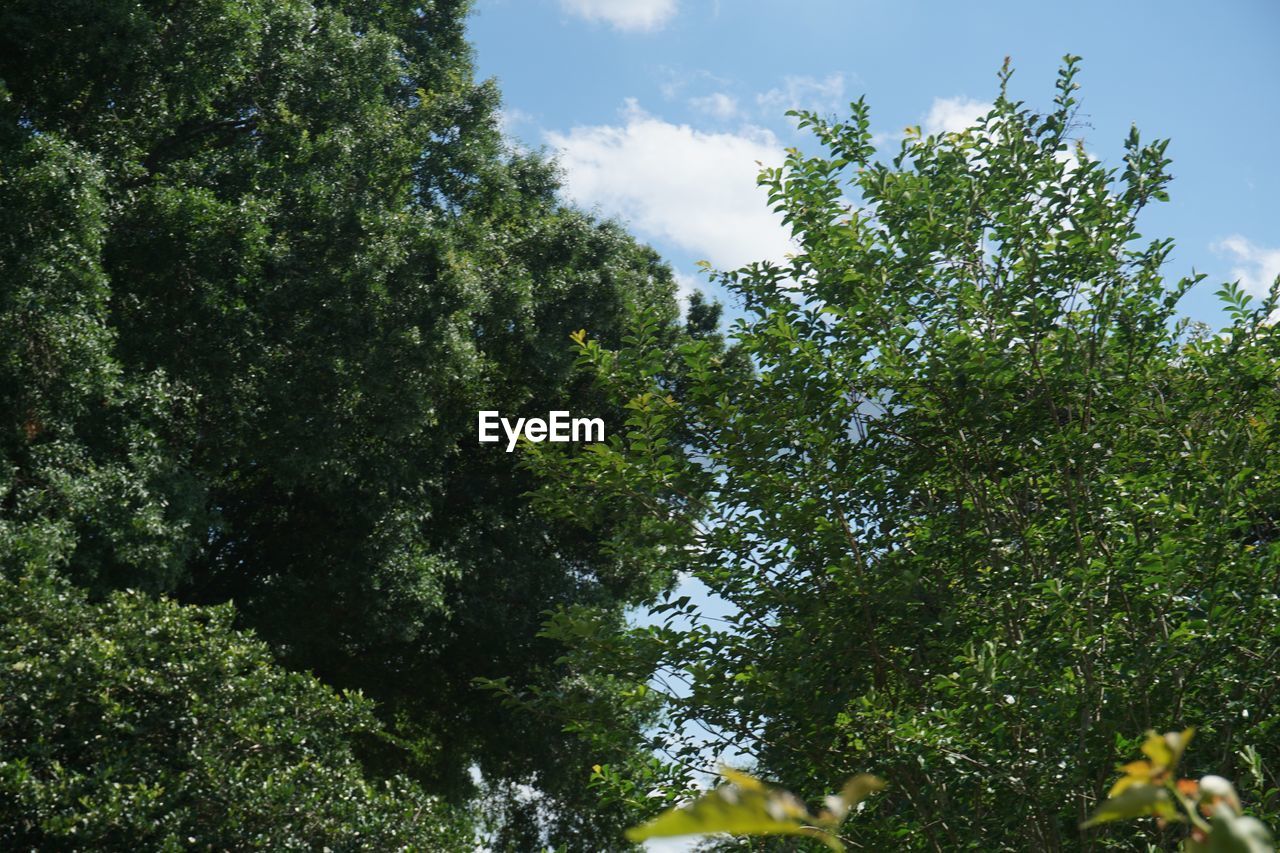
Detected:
left=923, top=96, right=992, bottom=135
left=1213, top=235, right=1280, bottom=296
left=559, top=0, right=677, bottom=31
left=756, top=73, right=846, bottom=117
left=688, top=92, right=738, bottom=121
left=547, top=100, right=793, bottom=269
left=867, top=96, right=993, bottom=151
left=870, top=129, right=905, bottom=149
left=1055, top=142, right=1089, bottom=173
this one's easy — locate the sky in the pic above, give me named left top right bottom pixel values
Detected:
left=465, top=3, right=1278, bottom=848
left=470, top=0, right=1278, bottom=325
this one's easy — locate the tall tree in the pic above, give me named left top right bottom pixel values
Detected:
left=532, top=58, right=1280, bottom=850
left=1, top=0, right=684, bottom=842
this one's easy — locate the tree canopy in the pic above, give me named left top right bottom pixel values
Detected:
left=531, top=58, right=1280, bottom=850
left=4, top=3, right=1276, bottom=846
left=1, top=0, right=691, bottom=846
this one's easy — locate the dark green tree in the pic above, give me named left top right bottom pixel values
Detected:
left=531, top=58, right=1280, bottom=850
left=1, top=0, right=686, bottom=843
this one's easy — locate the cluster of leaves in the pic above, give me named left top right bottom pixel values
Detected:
left=0, top=572, right=472, bottom=850
left=617, top=734, right=1274, bottom=852
left=1085, top=730, right=1274, bottom=852
left=530, top=57, right=1280, bottom=849
left=627, top=767, right=883, bottom=851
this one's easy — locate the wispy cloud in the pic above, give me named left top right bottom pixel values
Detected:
left=1213, top=235, right=1280, bottom=296
left=559, top=0, right=677, bottom=32
left=547, top=100, right=793, bottom=269
left=756, top=73, right=846, bottom=117
left=657, top=66, right=732, bottom=102
left=498, top=106, right=534, bottom=139
left=688, top=92, right=738, bottom=120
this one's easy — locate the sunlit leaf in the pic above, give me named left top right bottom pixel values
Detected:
left=821, top=774, right=886, bottom=824
left=625, top=768, right=878, bottom=851
left=1141, top=728, right=1194, bottom=773
left=1082, top=784, right=1179, bottom=828
left=1110, top=760, right=1155, bottom=796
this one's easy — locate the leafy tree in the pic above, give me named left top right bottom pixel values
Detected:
left=531, top=57, right=1280, bottom=850
left=0, top=571, right=472, bottom=850
left=1, top=0, right=686, bottom=840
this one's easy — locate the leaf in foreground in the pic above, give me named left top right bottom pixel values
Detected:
left=625, top=767, right=883, bottom=851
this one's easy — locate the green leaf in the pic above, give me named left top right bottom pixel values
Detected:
left=625, top=768, right=852, bottom=850
left=1082, top=784, right=1179, bottom=828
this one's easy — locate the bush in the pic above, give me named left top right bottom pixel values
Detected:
left=0, top=573, right=471, bottom=850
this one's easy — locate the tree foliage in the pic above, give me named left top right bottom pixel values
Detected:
left=0, top=572, right=472, bottom=850
left=1, top=0, right=687, bottom=843
left=532, top=58, right=1280, bottom=850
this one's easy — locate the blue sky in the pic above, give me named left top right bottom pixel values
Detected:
left=470, top=0, right=1278, bottom=325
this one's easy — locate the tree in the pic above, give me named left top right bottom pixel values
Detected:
left=531, top=57, right=1280, bottom=850
left=1, top=0, right=686, bottom=840
left=0, top=572, right=472, bottom=850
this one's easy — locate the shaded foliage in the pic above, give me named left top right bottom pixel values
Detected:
left=1, top=0, right=690, bottom=844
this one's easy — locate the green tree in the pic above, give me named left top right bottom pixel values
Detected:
left=0, top=572, right=472, bottom=850
left=531, top=58, right=1280, bottom=850
left=1, top=0, right=686, bottom=842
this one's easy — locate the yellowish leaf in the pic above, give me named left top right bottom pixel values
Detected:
left=821, top=774, right=886, bottom=825
left=1082, top=784, right=1179, bottom=828
left=1139, top=728, right=1194, bottom=774
left=625, top=767, right=861, bottom=851
left=1110, top=760, right=1155, bottom=797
